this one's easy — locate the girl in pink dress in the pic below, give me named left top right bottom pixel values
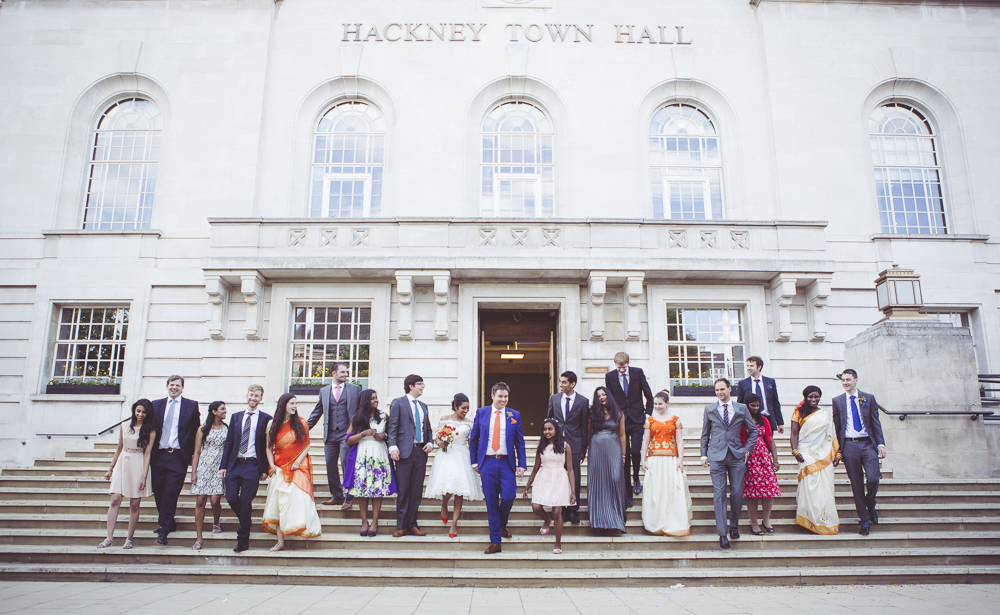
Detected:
left=741, top=393, right=781, bottom=534
left=99, top=399, right=156, bottom=549
left=522, top=418, right=576, bottom=554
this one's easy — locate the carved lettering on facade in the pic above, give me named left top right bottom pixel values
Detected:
left=343, top=23, right=688, bottom=44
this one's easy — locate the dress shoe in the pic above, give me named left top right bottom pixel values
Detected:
left=730, top=527, right=740, bottom=540
left=156, top=535, right=168, bottom=546
left=859, top=522, right=871, bottom=536
left=392, top=528, right=411, bottom=538
left=410, top=526, right=426, bottom=537
left=484, top=543, right=502, bottom=554
left=626, top=497, right=634, bottom=509
left=233, top=541, right=249, bottom=553
left=569, top=511, right=580, bottom=524
left=750, top=527, right=764, bottom=536
left=719, top=536, right=730, bottom=549
left=869, top=509, right=879, bottom=524
left=633, top=483, right=642, bottom=496
left=321, top=498, right=344, bottom=506
left=762, top=524, right=775, bottom=534
left=501, top=527, right=512, bottom=539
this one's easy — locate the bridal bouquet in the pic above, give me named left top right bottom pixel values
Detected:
left=436, top=424, right=457, bottom=452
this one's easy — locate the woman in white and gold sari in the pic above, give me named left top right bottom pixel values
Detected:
left=790, top=386, right=840, bottom=535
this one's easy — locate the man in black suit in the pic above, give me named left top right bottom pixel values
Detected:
left=387, top=374, right=433, bottom=537
left=219, top=384, right=272, bottom=552
left=151, top=374, right=201, bottom=545
left=832, top=368, right=886, bottom=536
left=605, top=351, right=654, bottom=505
left=546, top=370, right=589, bottom=524
left=735, top=355, right=785, bottom=434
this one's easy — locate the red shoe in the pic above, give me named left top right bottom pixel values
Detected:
left=440, top=513, right=449, bottom=524
left=449, top=532, right=458, bottom=538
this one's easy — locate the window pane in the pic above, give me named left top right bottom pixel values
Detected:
left=288, top=306, right=372, bottom=389
left=665, top=307, right=745, bottom=394
left=50, top=307, right=129, bottom=384
left=650, top=104, right=723, bottom=220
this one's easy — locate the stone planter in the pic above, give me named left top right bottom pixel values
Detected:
left=288, top=385, right=324, bottom=396
left=672, top=386, right=716, bottom=397
left=45, top=383, right=120, bottom=395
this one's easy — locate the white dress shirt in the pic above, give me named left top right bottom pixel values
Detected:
left=487, top=404, right=508, bottom=456
left=160, top=396, right=182, bottom=449
left=844, top=393, right=869, bottom=438
left=238, top=409, right=260, bottom=458
left=560, top=392, right=576, bottom=422
left=407, top=393, right=425, bottom=444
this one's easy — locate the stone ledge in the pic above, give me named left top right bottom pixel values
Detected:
left=29, top=394, right=126, bottom=403
left=41, top=229, right=162, bottom=237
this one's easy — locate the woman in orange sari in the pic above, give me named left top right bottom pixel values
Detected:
left=790, top=386, right=840, bottom=535
left=263, top=393, right=322, bottom=550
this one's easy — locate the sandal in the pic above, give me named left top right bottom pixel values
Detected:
left=212, top=524, right=222, bottom=534
left=539, top=522, right=551, bottom=536
left=192, top=539, right=204, bottom=550
left=97, top=538, right=113, bottom=549
left=552, top=547, right=563, bottom=554
left=122, top=539, right=133, bottom=550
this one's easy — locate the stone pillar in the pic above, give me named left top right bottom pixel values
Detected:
left=844, top=320, right=991, bottom=478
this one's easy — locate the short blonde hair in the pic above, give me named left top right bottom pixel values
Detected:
left=613, top=351, right=629, bottom=366
left=247, top=384, right=263, bottom=395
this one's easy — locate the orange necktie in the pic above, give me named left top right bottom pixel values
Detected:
left=491, top=410, right=501, bottom=451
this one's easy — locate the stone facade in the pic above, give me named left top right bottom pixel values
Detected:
left=0, top=0, right=997, bottom=465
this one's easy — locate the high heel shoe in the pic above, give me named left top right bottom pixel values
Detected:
left=750, top=527, right=764, bottom=536
left=440, top=512, right=449, bottom=524
left=762, top=523, right=775, bottom=534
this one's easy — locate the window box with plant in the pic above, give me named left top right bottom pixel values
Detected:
left=288, top=378, right=331, bottom=396
left=46, top=376, right=120, bottom=395
left=671, top=383, right=717, bottom=397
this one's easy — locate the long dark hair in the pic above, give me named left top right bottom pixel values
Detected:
left=590, top=386, right=621, bottom=425
left=538, top=418, right=566, bottom=455
left=268, top=393, right=306, bottom=446
left=743, top=393, right=765, bottom=426
left=129, top=398, right=154, bottom=451
left=201, top=400, right=226, bottom=439
left=349, top=389, right=380, bottom=434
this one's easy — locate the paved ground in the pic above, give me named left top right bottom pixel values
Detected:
left=0, top=581, right=996, bottom=614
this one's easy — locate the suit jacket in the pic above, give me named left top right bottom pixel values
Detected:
left=307, top=381, right=362, bottom=443
left=832, top=390, right=885, bottom=449
left=469, top=406, right=527, bottom=472
left=605, top=367, right=654, bottom=426
left=700, top=400, right=759, bottom=462
left=151, top=396, right=201, bottom=465
left=546, top=393, right=589, bottom=457
left=735, top=375, right=784, bottom=429
left=219, top=410, right=272, bottom=476
left=386, top=395, right=433, bottom=459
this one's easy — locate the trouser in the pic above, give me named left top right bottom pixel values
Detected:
left=151, top=450, right=187, bottom=536
left=709, top=450, right=746, bottom=536
left=842, top=439, right=882, bottom=524
left=225, top=458, right=261, bottom=542
left=395, top=447, right=429, bottom=529
left=323, top=434, right=352, bottom=500
left=566, top=452, right=583, bottom=514
left=480, top=456, right=516, bottom=544
left=624, top=423, right=644, bottom=490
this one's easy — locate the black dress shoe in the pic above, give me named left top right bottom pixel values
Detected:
left=730, top=527, right=740, bottom=539
left=626, top=497, right=634, bottom=509
left=233, top=541, right=249, bottom=552
left=869, top=509, right=879, bottom=524
left=859, top=523, right=871, bottom=536
left=156, top=535, right=168, bottom=546
left=719, top=536, right=730, bottom=549
left=569, top=511, right=580, bottom=524
left=633, top=483, right=642, bottom=496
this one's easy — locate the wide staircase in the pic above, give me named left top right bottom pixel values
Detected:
left=0, top=436, right=998, bottom=586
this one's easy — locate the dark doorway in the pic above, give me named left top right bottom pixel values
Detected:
left=479, top=309, right=557, bottom=434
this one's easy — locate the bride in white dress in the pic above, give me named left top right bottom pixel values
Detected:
left=425, top=393, right=483, bottom=537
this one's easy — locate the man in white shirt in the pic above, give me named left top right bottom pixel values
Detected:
left=832, top=369, right=886, bottom=536
left=219, top=384, right=272, bottom=552
left=546, top=371, right=589, bottom=523
left=387, top=374, right=433, bottom=537
left=150, top=375, right=200, bottom=545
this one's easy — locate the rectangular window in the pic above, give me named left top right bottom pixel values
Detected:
left=661, top=176, right=717, bottom=220
left=493, top=174, right=542, bottom=218
left=320, top=173, right=372, bottom=218
left=51, top=307, right=129, bottom=384
left=290, top=306, right=371, bottom=388
left=665, top=307, right=745, bottom=394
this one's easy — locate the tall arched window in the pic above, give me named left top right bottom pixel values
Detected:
left=82, top=98, right=161, bottom=229
left=870, top=103, right=946, bottom=234
left=648, top=103, right=722, bottom=220
left=481, top=101, right=554, bottom=217
left=311, top=101, right=385, bottom=218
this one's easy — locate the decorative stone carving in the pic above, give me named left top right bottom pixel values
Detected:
left=288, top=228, right=306, bottom=247
left=351, top=228, right=370, bottom=247
left=240, top=273, right=265, bottom=340
left=668, top=229, right=687, bottom=248
left=700, top=230, right=718, bottom=249
left=319, top=228, right=338, bottom=247
left=433, top=272, right=451, bottom=340
left=511, top=228, right=529, bottom=247
left=204, top=274, right=230, bottom=340
left=730, top=230, right=749, bottom=250
left=395, top=272, right=414, bottom=340
left=623, top=274, right=644, bottom=340
left=587, top=273, right=607, bottom=340
left=395, top=270, right=451, bottom=341
left=805, top=277, right=832, bottom=342
left=542, top=228, right=561, bottom=248
left=770, top=275, right=797, bottom=343
left=478, top=228, right=497, bottom=247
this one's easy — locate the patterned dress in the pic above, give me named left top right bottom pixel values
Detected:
left=191, top=426, right=226, bottom=496
left=641, top=415, right=692, bottom=536
left=742, top=419, right=781, bottom=499
left=346, top=414, right=397, bottom=498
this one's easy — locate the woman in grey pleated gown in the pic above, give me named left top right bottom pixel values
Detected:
left=587, top=386, right=628, bottom=532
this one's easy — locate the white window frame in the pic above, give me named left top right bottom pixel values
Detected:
left=662, top=176, right=716, bottom=220
left=493, top=173, right=543, bottom=218
left=50, top=306, right=130, bottom=385
left=320, top=173, right=372, bottom=218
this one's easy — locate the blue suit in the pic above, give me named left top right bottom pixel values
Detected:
left=470, top=405, right=527, bottom=544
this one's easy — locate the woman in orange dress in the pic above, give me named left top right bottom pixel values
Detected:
left=262, top=393, right=322, bottom=550
left=639, top=391, right=692, bottom=536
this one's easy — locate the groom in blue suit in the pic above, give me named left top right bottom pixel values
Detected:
left=470, top=381, right=527, bottom=554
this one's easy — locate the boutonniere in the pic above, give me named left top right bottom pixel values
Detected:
left=506, top=411, right=516, bottom=424
left=859, top=396, right=868, bottom=407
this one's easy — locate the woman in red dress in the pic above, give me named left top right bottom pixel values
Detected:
left=741, top=393, right=781, bottom=535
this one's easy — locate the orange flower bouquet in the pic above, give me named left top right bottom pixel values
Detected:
left=436, top=424, right=457, bottom=452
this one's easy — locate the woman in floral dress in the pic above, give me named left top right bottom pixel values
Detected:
left=741, top=393, right=781, bottom=535
left=345, top=389, right=396, bottom=537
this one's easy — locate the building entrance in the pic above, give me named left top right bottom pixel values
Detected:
left=479, top=309, right=557, bottom=433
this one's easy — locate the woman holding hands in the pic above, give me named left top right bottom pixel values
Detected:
left=190, top=400, right=228, bottom=550
left=344, top=389, right=396, bottom=537
left=522, top=418, right=576, bottom=554
left=99, top=399, right=156, bottom=549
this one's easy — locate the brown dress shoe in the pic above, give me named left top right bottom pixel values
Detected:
left=410, top=526, right=426, bottom=537
left=392, top=528, right=411, bottom=538
left=484, top=543, right=502, bottom=554
left=501, top=528, right=512, bottom=539
left=321, top=498, right=344, bottom=506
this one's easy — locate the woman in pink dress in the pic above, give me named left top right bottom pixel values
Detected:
left=99, top=399, right=156, bottom=549
left=522, top=418, right=576, bottom=554
left=741, top=393, right=781, bottom=535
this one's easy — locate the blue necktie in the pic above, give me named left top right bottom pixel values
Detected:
left=412, top=399, right=421, bottom=443
left=564, top=397, right=570, bottom=421
left=850, top=395, right=863, bottom=432
left=754, top=379, right=762, bottom=400
left=622, top=373, right=629, bottom=396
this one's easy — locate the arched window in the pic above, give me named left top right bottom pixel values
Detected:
left=648, top=103, right=722, bottom=220
left=311, top=101, right=385, bottom=218
left=481, top=101, right=554, bottom=217
left=870, top=103, right=946, bottom=234
left=82, top=98, right=162, bottom=229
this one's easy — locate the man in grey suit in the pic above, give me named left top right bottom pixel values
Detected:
left=307, top=362, right=361, bottom=508
left=388, top=374, right=433, bottom=537
left=700, top=377, right=759, bottom=549
left=832, top=368, right=886, bottom=536
left=545, top=370, right=589, bottom=524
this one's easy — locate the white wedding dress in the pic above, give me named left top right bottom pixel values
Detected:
left=424, top=420, right=484, bottom=500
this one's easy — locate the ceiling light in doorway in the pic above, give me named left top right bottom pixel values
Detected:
left=500, top=353, right=524, bottom=360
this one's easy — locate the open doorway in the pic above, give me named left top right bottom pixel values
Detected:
left=479, top=309, right=557, bottom=433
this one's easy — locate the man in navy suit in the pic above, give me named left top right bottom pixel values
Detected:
left=219, top=384, right=272, bottom=552
left=150, top=374, right=201, bottom=545
left=735, top=355, right=785, bottom=434
left=470, top=381, right=527, bottom=554
left=387, top=374, right=434, bottom=537
left=832, top=368, right=886, bottom=536
left=605, top=351, right=653, bottom=504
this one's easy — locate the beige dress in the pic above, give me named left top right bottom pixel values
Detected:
left=109, top=427, right=152, bottom=498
